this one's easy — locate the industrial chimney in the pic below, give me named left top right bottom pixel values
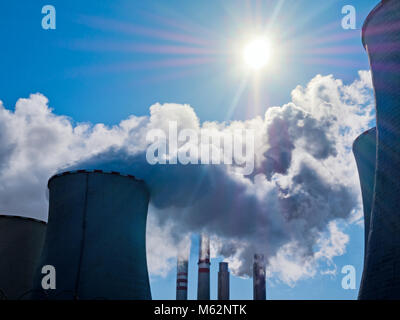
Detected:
left=359, top=0, right=400, bottom=300
left=253, top=254, right=266, bottom=300
left=176, top=256, right=188, bottom=300
left=32, top=170, right=152, bottom=300
left=0, top=215, right=46, bottom=300
left=197, top=234, right=210, bottom=300
left=218, top=262, right=230, bottom=300
left=353, top=128, right=377, bottom=265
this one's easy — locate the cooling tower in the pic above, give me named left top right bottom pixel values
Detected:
left=352, top=128, right=377, bottom=263
left=32, top=170, right=152, bottom=300
left=176, top=257, right=188, bottom=300
left=0, top=215, right=46, bottom=300
left=218, top=262, right=230, bottom=300
left=253, top=254, right=266, bottom=300
left=359, top=0, right=400, bottom=299
left=197, top=234, right=210, bottom=300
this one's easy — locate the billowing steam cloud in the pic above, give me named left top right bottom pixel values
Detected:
left=0, top=71, right=374, bottom=284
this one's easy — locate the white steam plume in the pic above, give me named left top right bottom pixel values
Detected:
left=0, top=71, right=374, bottom=284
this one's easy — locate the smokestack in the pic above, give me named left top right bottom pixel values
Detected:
left=359, top=0, right=400, bottom=300
left=176, top=257, right=188, bottom=300
left=253, top=254, right=266, bottom=300
left=197, top=234, right=210, bottom=300
left=218, top=262, right=230, bottom=300
left=0, top=215, right=46, bottom=300
left=32, top=170, right=152, bottom=300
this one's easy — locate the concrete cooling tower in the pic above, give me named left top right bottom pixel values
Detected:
left=0, top=215, right=46, bottom=300
left=32, top=170, right=152, bottom=300
left=353, top=128, right=377, bottom=264
left=359, top=0, right=400, bottom=299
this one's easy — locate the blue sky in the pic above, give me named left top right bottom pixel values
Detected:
left=0, top=0, right=379, bottom=299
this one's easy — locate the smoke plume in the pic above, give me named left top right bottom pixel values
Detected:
left=0, top=71, right=374, bottom=284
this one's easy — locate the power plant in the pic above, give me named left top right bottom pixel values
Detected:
left=0, top=215, right=46, bottom=300
left=197, top=234, right=210, bottom=300
left=0, top=168, right=266, bottom=300
left=353, top=128, right=376, bottom=264
left=357, top=0, right=400, bottom=300
left=4, top=1, right=400, bottom=302
left=32, top=170, right=152, bottom=300
left=218, top=262, right=230, bottom=300
left=253, top=254, right=266, bottom=300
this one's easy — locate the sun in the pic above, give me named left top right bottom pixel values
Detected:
left=243, top=37, right=272, bottom=71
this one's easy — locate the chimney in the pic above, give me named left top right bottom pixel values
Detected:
left=218, top=262, right=230, bottom=300
left=253, top=254, right=266, bottom=300
left=197, top=234, right=210, bottom=300
left=176, top=256, right=188, bottom=300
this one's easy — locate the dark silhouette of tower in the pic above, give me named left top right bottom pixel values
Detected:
left=353, top=128, right=377, bottom=265
left=32, top=170, right=152, bottom=300
left=0, top=215, right=46, bottom=300
left=197, top=234, right=210, bottom=300
left=218, top=262, right=230, bottom=300
left=359, top=0, right=400, bottom=299
left=253, top=254, right=266, bottom=300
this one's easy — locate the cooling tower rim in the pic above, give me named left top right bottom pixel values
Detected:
left=362, top=0, right=386, bottom=49
left=0, top=214, right=47, bottom=224
left=352, top=127, right=377, bottom=150
left=47, top=169, right=143, bottom=188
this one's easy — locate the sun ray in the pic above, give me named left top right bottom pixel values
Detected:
left=76, top=15, right=211, bottom=46
left=64, top=0, right=372, bottom=105
left=225, top=75, right=250, bottom=121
